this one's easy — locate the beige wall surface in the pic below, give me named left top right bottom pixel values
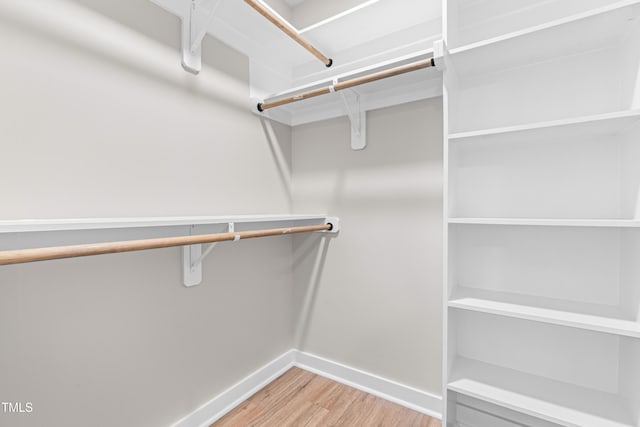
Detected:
left=292, top=99, right=443, bottom=396
left=0, top=1, right=295, bottom=426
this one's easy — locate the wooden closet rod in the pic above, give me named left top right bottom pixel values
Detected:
left=244, top=0, right=333, bottom=67
left=0, top=223, right=332, bottom=265
left=257, top=57, right=435, bottom=111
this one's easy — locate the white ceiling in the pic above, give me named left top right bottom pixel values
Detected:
left=284, top=0, right=306, bottom=5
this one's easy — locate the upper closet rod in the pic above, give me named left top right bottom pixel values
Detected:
left=244, top=0, right=333, bottom=67
left=0, top=223, right=332, bottom=265
left=257, top=57, right=435, bottom=111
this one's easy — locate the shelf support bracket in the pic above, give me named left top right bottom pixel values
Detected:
left=335, top=82, right=366, bottom=150
left=433, top=39, right=446, bottom=71
left=321, top=217, right=340, bottom=234
left=181, top=0, right=222, bottom=74
left=182, top=222, right=234, bottom=287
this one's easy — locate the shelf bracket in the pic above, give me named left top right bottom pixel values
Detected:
left=181, top=0, right=222, bottom=74
left=182, top=222, right=234, bottom=287
left=322, top=217, right=340, bottom=234
left=335, top=82, right=366, bottom=150
left=433, top=39, right=446, bottom=71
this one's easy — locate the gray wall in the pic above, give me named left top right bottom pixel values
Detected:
left=0, top=1, right=294, bottom=426
left=292, top=99, right=443, bottom=395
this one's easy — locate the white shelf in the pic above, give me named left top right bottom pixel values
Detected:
left=260, top=50, right=442, bottom=126
left=448, top=0, right=640, bottom=77
left=0, top=214, right=329, bottom=234
left=449, top=289, right=640, bottom=338
left=449, top=357, right=636, bottom=427
left=448, top=110, right=640, bottom=143
left=448, top=218, right=640, bottom=227
left=0, top=214, right=336, bottom=255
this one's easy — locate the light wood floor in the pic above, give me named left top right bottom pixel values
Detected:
left=212, top=367, right=441, bottom=427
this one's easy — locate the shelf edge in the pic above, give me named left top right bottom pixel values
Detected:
left=449, top=298, right=640, bottom=338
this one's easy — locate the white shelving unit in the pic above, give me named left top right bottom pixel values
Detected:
left=444, top=0, right=640, bottom=425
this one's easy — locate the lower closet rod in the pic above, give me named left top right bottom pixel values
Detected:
left=0, top=223, right=333, bottom=265
left=257, top=57, right=435, bottom=111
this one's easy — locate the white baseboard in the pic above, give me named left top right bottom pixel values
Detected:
left=294, top=350, right=442, bottom=419
left=170, top=349, right=442, bottom=427
left=170, top=349, right=296, bottom=427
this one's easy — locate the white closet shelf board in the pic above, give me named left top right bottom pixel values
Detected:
left=448, top=0, right=640, bottom=78
left=0, top=214, right=335, bottom=265
left=0, top=214, right=330, bottom=234
left=150, top=0, right=440, bottom=74
left=449, top=358, right=635, bottom=427
left=449, top=290, right=640, bottom=338
left=448, top=110, right=640, bottom=142
left=448, top=219, right=640, bottom=227
left=260, top=51, right=442, bottom=126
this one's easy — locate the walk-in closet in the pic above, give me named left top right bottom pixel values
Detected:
left=1, top=0, right=639, bottom=426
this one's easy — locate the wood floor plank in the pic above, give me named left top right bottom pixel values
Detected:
left=249, top=367, right=314, bottom=407
left=210, top=367, right=441, bottom=427
left=259, top=375, right=335, bottom=427
left=311, top=383, right=361, bottom=426
left=214, top=401, right=264, bottom=427
left=300, top=404, right=331, bottom=427
left=333, top=393, right=383, bottom=426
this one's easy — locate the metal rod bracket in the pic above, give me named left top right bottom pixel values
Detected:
left=433, top=39, right=446, bottom=71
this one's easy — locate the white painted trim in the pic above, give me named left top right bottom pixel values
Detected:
left=293, top=350, right=442, bottom=419
left=169, top=350, right=295, bottom=427
left=170, top=349, right=442, bottom=427
left=0, top=214, right=328, bottom=233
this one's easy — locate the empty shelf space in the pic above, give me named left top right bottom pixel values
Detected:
left=447, top=0, right=620, bottom=50
left=448, top=218, right=640, bottom=227
left=448, top=120, right=640, bottom=219
left=448, top=0, right=640, bottom=77
left=448, top=110, right=640, bottom=143
left=449, top=288, right=640, bottom=338
left=448, top=357, right=636, bottom=427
